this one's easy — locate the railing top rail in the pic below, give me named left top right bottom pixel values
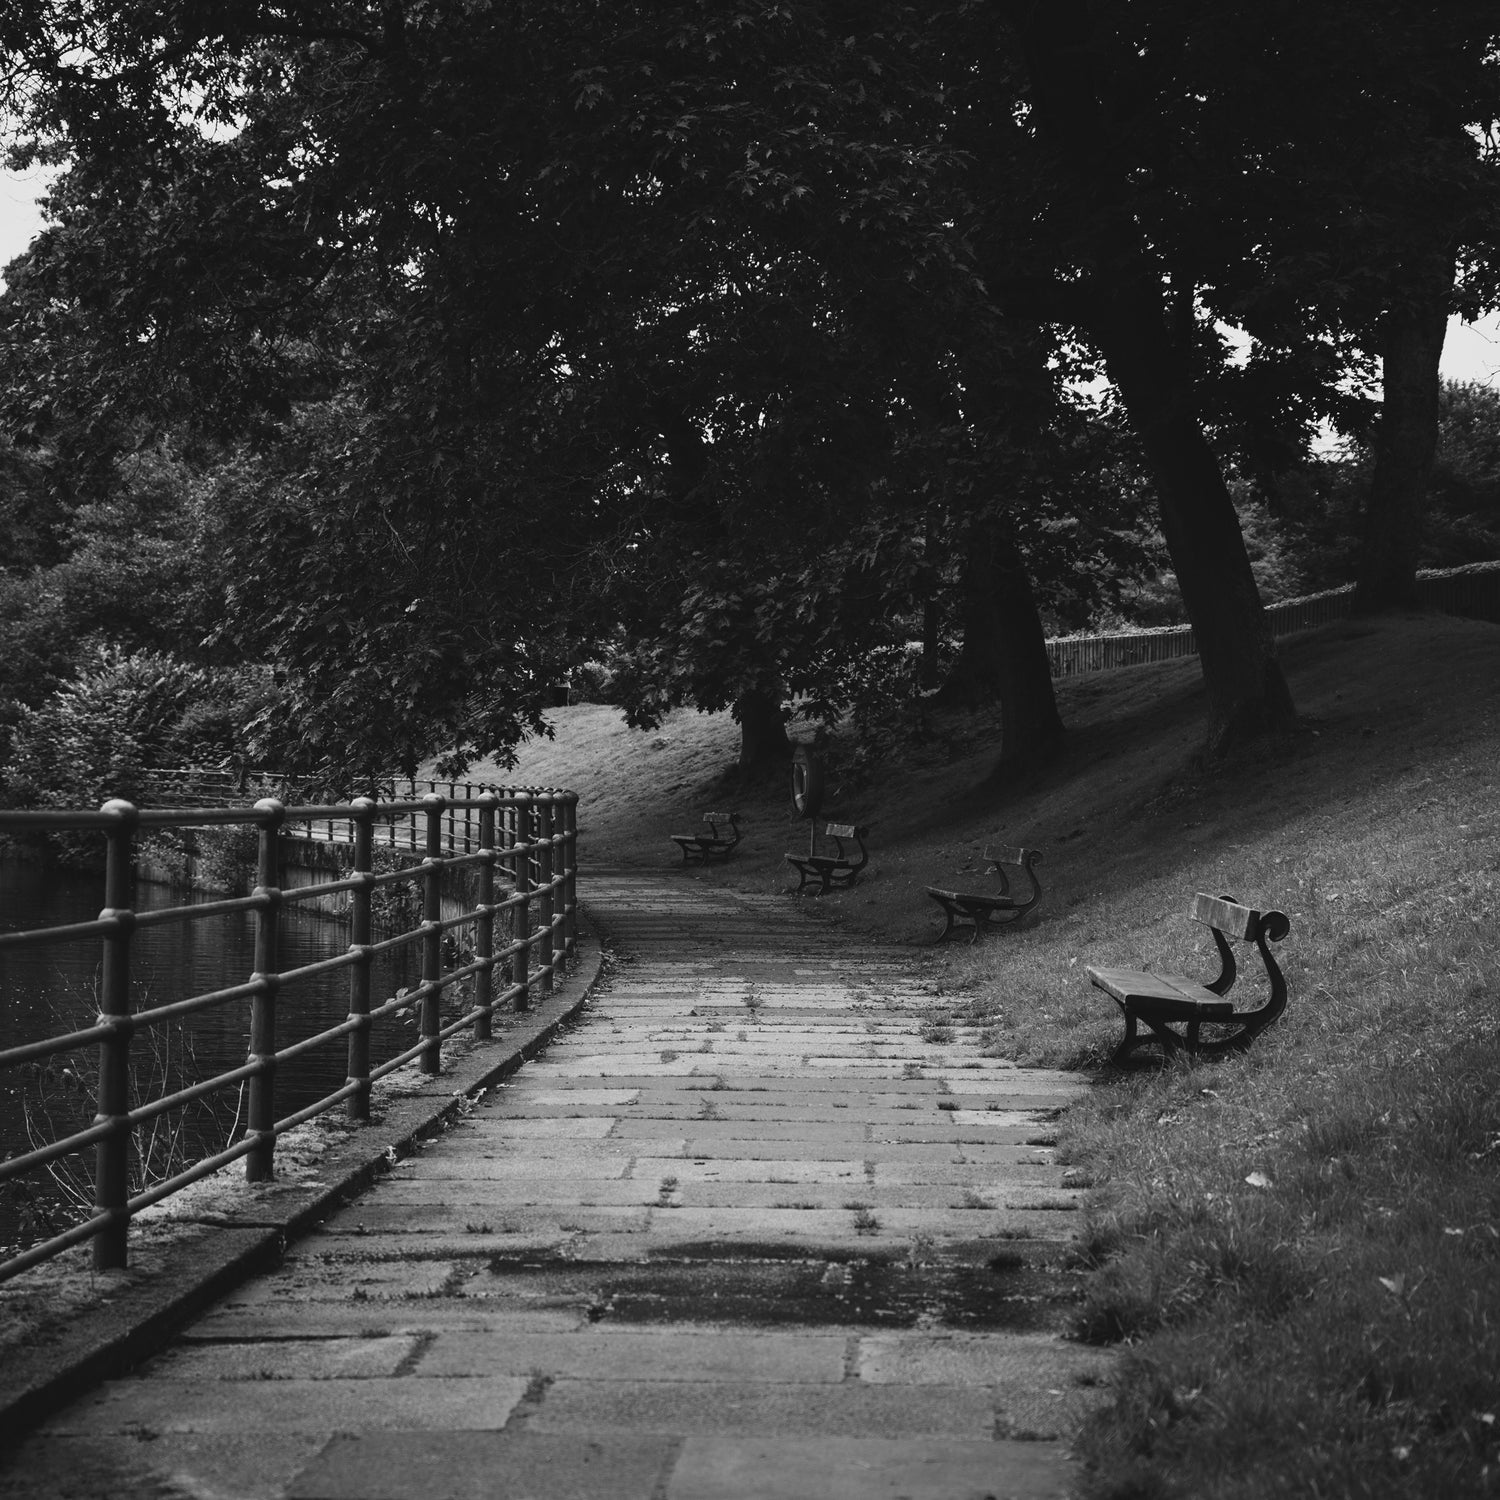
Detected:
left=0, top=787, right=579, bottom=836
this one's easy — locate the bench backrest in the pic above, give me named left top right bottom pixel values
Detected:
left=825, top=823, right=866, bottom=839
left=1191, top=893, right=1258, bottom=937
left=705, top=811, right=740, bottom=824
left=1190, top=892, right=1290, bottom=942
left=983, top=843, right=1036, bottom=868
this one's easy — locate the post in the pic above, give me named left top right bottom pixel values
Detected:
left=93, top=799, right=138, bottom=1269
left=536, top=795, right=555, bottom=997
left=474, top=795, right=498, bottom=1042
left=347, top=798, right=375, bottom=1121
left=512, top=794, right=532, bottom=1013
left=420, top=793, right=445, bottom=1074
left=561, top=792, right=579, bottom=960
left=247, top=798, right=285, bottom=1182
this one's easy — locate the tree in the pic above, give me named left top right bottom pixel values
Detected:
left=951, top=4, right=1298, bottom=752
left=9, top=0, right=1495, bottom=782
left=955, top=0, right=1499, bottom=747
left=4, top=2, right=990, bottom=778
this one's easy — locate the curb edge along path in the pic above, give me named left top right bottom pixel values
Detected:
left=0, top=874, right=1112, bottom=1500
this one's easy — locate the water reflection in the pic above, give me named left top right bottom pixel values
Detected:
left=1, top=857, right=419, bottom=1251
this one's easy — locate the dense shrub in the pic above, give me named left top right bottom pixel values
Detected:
left=3, top=646, right=278, bottom=860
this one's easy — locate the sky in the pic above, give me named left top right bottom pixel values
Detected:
left=2, top=166, right=1499, bottom=385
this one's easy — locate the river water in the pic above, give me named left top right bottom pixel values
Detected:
left=0, top=857, right=420, bottom=1255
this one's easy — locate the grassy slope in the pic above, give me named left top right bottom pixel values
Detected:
left=480, top=612, right=1500, bottom=1499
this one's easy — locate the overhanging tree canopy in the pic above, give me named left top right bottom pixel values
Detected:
left=3, top=0, right=1498, bottom=777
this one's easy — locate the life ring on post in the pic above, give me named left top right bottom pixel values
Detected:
left=791, top=745, right=825, bottom=820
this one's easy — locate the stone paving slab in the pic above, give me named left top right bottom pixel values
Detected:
left=386, top=1156, right=634, bottom=1181
left=486, top=1098, right=981, bottom=1123
left=867, top=1123, right=1047, bottom=1144
left=858, top=1330, right=1111, bottom=1393
left=144, top=1334, right=421, bottom=1380
left=44, top=1375, right=530, bottom=1435
left=354, top=1177, right=1079, bottom=1213
left=413, top=1329, right=849, bottom=1382
left=635, top=1206, right=1076, bottom=1243
left=249, top=1233, right=567, bottom=1263
left=664, top=1435, right=1071, bottom=1500
left=316, top=1204, right=655, bottom=1236
left=525, top=1378, right=999, bottom=1439
left=183, top=1306, right=590, bottom=1340
left=288, top=1431, right=680, bottom=1500
left=668, top=1138, right=972, bottom=1161
left=869, top=1157, right=1062, bottom=1182
left=609, top=1117, right=872, bottom=1142
left=516, top=1068, right=962, bottom=1094
left=624, top=1156, right=869, bottom=1183
left=477, top=1116, right=621, bottom=1138
left=372, top=1177, right=671, bottom=1208
left=0, top=1433, right=332, bottom=1500
left=217, top=1257, right=464, bottom=1303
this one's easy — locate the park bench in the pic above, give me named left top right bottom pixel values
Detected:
left=1086, top=893, right=1291, bottom=1064
left=925, top=844, right=1043, bottom=942
left=785, top=822, right=869, bottom=894
left=669, top=811, right=742, bottom=865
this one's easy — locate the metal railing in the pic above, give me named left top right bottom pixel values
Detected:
left=0, top=788, right=578, bottom=1283
left=139, top=773, right=564, bottom=859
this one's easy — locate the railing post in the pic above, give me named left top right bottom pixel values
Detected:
left=247, top=797, right=285, bottom=1182
left=512, top=793, right=532, bottom=1013
left=536, top=795, right=555, bottom=997
left=420, top=793, right=445, bottom=1074
left=346, top=798, right=376, bottom=1121
left=93, top=799, right=138, bottom=1270
left=474, top=795, right=499, bottom=1042
left=561, top=791, right=578, bottom=960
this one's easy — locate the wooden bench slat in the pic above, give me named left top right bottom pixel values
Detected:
left=1084, top=966, right=1235, bottom=1017
left=1190, top=893, right=1259, bottom=939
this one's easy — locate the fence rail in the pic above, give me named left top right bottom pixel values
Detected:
left=1046, top=558, right=1500, bottom=677
left=0, top=788, right=578, bottom=1284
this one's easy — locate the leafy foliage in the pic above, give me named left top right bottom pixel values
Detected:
left=4, top=645, right=273, bottom=834
left=0, top=0, right=1497, bottom=776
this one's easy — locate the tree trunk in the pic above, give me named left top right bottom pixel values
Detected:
left=918, top=508, right=943, bottom=690
left=1090, top=290, right=1298, bottom=754
left=938, top=513, right=1064, bottom=770
left=998, top=7, right=1295, bottom=755
left=733, top=687, right=792, bottom=773
left=1353, top=251, right=1454, bottom=614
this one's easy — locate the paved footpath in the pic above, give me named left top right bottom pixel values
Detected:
left=0, top=875, right=1111, bottom=1500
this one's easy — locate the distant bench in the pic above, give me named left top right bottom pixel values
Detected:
left=669, top=811, right=742, bottom=865
left=785, top=823, right=868, bottom=894
left=1087, top=893, right=1291, bottom=1064
left=925, top=845, right=1043, bottom=942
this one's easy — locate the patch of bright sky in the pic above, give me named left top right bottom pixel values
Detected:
left=4, top=165, right=1500, bottom=386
